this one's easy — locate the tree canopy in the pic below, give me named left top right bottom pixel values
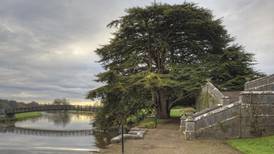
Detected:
left=88, top=3, right=261, bottom=128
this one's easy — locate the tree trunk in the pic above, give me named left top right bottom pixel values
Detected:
left=154, top=89, right=169, bottom=119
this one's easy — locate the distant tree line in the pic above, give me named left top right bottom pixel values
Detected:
left=52, top=98, right=70, bottom=105
left=0, top=99, right=39, bottom=111
left=0, top=98, right=70, bottom=113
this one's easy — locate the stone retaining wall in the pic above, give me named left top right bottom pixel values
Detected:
left=194, top=102, right=241, bottom=139
left=240, top=91, right=274, bottom=137
left=183, top=75, right=274, bottom=140
left=245, top=74, right=274, bottom=91
left=184, top=89, right=274, bottom=140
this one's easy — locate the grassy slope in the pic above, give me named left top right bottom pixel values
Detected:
left=15, top=112, right=42, bottom=121
left=137, top=106, right=195, bottom=128
left=169, top=106, right=195, bottom=118
left=227, top=135, right=274, bottom=154
left=138, top=118, right=157, bottom=128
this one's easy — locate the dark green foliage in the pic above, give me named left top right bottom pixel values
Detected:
left=210, top=45, right=263, bottom=90
left=88, top=3, right=260, bottom=128
left=89, top=71, right=153, bottom=129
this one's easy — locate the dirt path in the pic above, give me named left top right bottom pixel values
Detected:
left=100, top=120, right=240, bottom=154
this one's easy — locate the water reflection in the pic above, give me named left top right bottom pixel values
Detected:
left=15, top=111, right=94, bottom=130
left=0, top=112, right=98, bottom=154
left=0, top=127, right=93, bottom=136
left=45, top=111, right=72, bottom=127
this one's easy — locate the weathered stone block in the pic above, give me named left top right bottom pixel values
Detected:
left=185, top=117, right=195, bottom=140
left=180, top=116, right=186, bottom=132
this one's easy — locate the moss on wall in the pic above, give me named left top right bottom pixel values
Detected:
left=196, top=88, right=222, bottom=111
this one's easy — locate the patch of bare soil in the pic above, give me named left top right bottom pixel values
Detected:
left=100, top=120, right=240, bottom=154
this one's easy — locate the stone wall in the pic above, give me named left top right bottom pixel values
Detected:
left=183, top=75, right=274, bottom=139
left=194, top=102, right=241, bottom=139
left=245, top=74, right=274, bottom=91
left=184, top=90, right=274, bottom=140
left=240, top=91, right=274, bottom=137
left=196, top=82, right=230, bottom=111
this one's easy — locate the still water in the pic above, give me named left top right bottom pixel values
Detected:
left=0, top=112, right=105, bottom=154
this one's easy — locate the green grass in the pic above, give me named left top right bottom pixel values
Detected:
left=169, top=106, right=195, bottom=118
left=137, top=118, right=157, bottom=128
left=15, top=112, right=42, bottom=121
left=130, top=106, right=195, bottom=128
left=227, top=135, right=274, bottom=154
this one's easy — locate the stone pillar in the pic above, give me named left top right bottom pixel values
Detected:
left=222, top=96, right=231, bottom=105
left=184, top=116, right=196, bottom=140
left=180, top=115, right=186, bottom=132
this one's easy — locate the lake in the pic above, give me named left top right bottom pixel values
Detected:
left=0, top=112, right=108, bottom=154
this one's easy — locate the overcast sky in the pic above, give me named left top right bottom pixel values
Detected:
left=0, top=0, right=273, bottom=103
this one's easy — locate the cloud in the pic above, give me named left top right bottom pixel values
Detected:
left=0, top=0, right=108, bottom=102
left=0, top=0, right=273, bottom=103
left=189, top=0, right=274, bottom=73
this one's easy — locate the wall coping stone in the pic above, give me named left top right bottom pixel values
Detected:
left=240, top=91, right=274, bottom=95
left=194, top=101, right=240, bottom=121
left=192, top=105, right=222, bottom=118
left=245, top=74, right=274, bottom=90
left=245, top=74, right=274, bottom=85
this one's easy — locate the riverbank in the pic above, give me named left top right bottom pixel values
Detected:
left=101, top=120, right=240, bottom=154
left=15, top=112, right=42, bottom=121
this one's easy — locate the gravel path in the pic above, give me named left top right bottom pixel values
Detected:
left=101, top=120, right=241, bottom=154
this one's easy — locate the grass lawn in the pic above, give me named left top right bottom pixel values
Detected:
left=227, top=135, right=274, bottom=154
left=137, top=117, right=157, bottom=128
left=169, top=106, right=195, bottom=118
left=15, top=112, right=42, bottom=121
left=136, top=106, right=195, bottom=128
